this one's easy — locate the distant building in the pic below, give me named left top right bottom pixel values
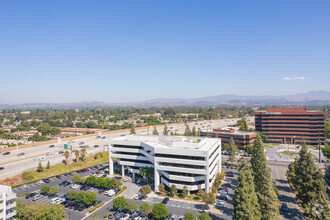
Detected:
left=20, top=111, right=30, bottom=115
left=0, top=185, right=16, bottom=220
left=200, top=127, right=257, bottom=148
left=255, top=107, right=325, bottom=145
left=109, top=135, right=221, bottom=193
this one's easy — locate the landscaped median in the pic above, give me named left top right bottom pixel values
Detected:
left=0, top=151, right=109, bottom=187
left=115, top=186, right=127, bottom=196
left=89, top=202, right=105, bottom=213
left=17, top=192, right=29, bottom=197
left=104, top=211, right=112, bottom=218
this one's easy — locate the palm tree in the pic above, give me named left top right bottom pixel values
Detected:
left=81, top=148, right=87, bottom=161
left=75, top=150, right=80, bottom=162
left=64, top=151, right=70, bottom=164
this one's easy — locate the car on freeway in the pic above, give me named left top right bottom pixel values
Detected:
left=281, top=202, right=289, bottom=212
left=59, top=151, right=64, bottom=154
left=25, top=192, right=36, bottom=199
left=39, top=157, right=46, bottom=161
left=32, top=194, right=44, bottom=201
left=68, top=140, right=74, bottom=143
left=94, top=145, right=99, bottom=148
left=17, top=152, right=25, bottom=157
left=46, top=152, right=54, bottom=156
left=0, top=167, right=4, bottom=170
left=101, top=136, right=106, bottom=139
left=3, top=152, right=10, bottom=155
left=49, top=145, right=55, bottom=148
left=79, top=142, right=84, bottom=145
left=162, top=198, right=169, bottom=204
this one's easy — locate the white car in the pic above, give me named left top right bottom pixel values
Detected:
left=90, top=188, right=97, bottom=192
left=120, top=214, right=130, bottom=220
left=70, top=184, right=79, bottom=189
left=38, top=180, right=44, bottom=184
left=215, top=200, right=224, bottom=207
left=218, top=190, right=227, bottom=195
left=22, top=184, right=28, bottom=189
left=39, top=157, right=46, bottom=161
left=170, top=215, right=177, bottom=220
left=47, top=152, right=54, bottom=155
left=50, top=197, right=59, bottom=204
left=134, top=217, right=142, bottom=220
left=178, top=216, right=184, bottom=220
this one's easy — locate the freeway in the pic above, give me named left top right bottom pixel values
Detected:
left=0, top=119, right=239, bottom=180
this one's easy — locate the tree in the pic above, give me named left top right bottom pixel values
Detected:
left=197, top=189, right=205, bottom=198
left=46, top=161, right=50, bottom=169
left=37, top=162, right=43, bottom=172
left=76, top=192, right=86, bottom=203
left=140, top=185, right=152, bottom=196
left=153, top=126, right=159, bottom=135
left=213, top=173, right=222, bottom=189
left=113, top=179, right=123, bottom=190
left=75, top=150, right=80, bottom=161
left=130, top=124, right=136, bottom=134
left=139, top=202, right=151, bottom=215
left=64, top=151, right=70, bottom=163
left=37, top=123, right=52, bottom=135
left=184, top=125, right=191, bottom=136
left=49, top=186, right=60, bottom=196
left=72, top=174, right=83, bottom=183
left=152, top=203, right=168, bottom=220
left=83, top=192, right=98, bottom=206
left=158, top=184, right=165, bottom=194
left=86, top=176, right=97, bottom=186
left=251, top=135, right=280, bottom=219
left=233, top=166, right=261, bottom=220
left=50, top=127, right=61, bottom=135
left=325, top=121, right=330, bottom=138
left=66, top=190, right=78, bottom=200
left=322, top=144, right=330, bottom=159
left=81, top=148, right=87, bottom=161
left=182, top=186, right=188, bottom=198
left=197, top=213, right=211, bottom=220
left=201, top=192, right=215, bottom=208
left=140, top=167, right=154, bottom=184
left=236, top=119, right=248, bottom=131
left=255, top=131, right=267, bottom=142
left=163, top=125, right=168, bottom=135
left=287, top=144, right=330, bottom=219
left=128, top=202, right=138, bottom=213
left=40, top=185, right=51, bottom=194
left=225, top=138, right=239, bottom=163
left=170, top=184, right=177, bottom=197
left=184, top=212, right=196, bottom=220
left=191, top=126, right=196, bottom=136
left=113, top=196, right=128, bottom=210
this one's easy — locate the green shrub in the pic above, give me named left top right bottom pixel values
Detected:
left=22, top=171, right=35, bottom=181
left=18, top=192, right=29, bottom=197
left=104, top=211, right=112, bottom=218
left=89, top=202, right=105, bottom=213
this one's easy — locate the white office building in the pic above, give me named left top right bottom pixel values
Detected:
left=0, top=185, right=16, bottom=220
left=109, top=135, right=221, bottom=193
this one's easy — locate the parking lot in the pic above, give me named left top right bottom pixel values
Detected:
left=13, top=163, right=114, bottom=220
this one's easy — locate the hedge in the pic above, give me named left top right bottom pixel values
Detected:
left=18, top=192, right=29, bottom=197
left=89, top=202, right=105, bottom=213
left=115, top=186, right=127, bottom=197
left=104, top=211, right=112, bottom=218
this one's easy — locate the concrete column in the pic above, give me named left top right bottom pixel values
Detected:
left=154, top=169, right=160, bottom=192
left=121, top=165, right=125, bottom=177
left=205, top=175, right=209, bottom=193
left=109, top=147, right=114, bottom=176
left=133, top=172, right=136, bottom=180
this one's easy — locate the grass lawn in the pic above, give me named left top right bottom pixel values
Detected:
left=0, top=152, right=109, bottom=187
left=281, top=151, right=298, bottom=156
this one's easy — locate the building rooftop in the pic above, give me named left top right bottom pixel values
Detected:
left=111, top=135, right=220, bottom=151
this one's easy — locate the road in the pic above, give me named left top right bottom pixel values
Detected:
left=268, top=161, right=304, bottom=220
left=0, top=119, right=239, bottom=180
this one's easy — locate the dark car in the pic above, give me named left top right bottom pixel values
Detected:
left=223, top=183, right=231, bottom=188
left=25, top=192, right=36, bottom=199
left=56, top=175, right=62, bottom=179
left=69, top=201, right=77, bottom=209
left=108, top=211, right=117, bottom=219
left=219, top=194, right=228, bottom=201
left=63, top=181, right=71, bottom=187
left=3, top=152, right=10, bottom=155
left=43, top=178, right=50, bottom=183
left=78, top=203, right=86, bottom=211
left=281, top=203, right=289, bottom=212
left=115, top=213, right=124, bottom=220
left=84, top=185, right=91, bottom=191
left=162, top=198, right=170, bottom=204
left=59, top=180, right=67, bottom=186
left=226, top=172, right=234, bottom=177
left=17, top=152, right=25, bottom=156
left=74, top=203, right=82, bottom=210
left=99, top=189, right=106, bottom=194
left=94, top=145, right=99, bottom=148
left=59, top=151, right=64, bottom=154
left=49, top=145, right=55, bottom=148
left=0, top=167, right=4, bottom=170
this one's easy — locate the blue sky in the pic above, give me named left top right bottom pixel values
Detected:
left=0, top=0, right=329, bottom=104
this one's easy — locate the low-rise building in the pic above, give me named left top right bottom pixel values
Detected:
left=200, top=127, right=257, bottom=148
left=109, top=135, right=221, bottom=193
left=0, top=185, right=16, bottom=220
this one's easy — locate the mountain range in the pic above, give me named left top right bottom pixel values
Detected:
left=0, top=91, right=329, bottom=109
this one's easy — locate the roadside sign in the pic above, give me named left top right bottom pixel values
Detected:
left=64, top=144, right=68, bottom=149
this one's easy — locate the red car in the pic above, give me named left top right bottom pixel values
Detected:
left=147, top=212, right=152, bottom=218
left=84, top=169, right=89, bottom=172
left=221, top=186, right=228, bottom=190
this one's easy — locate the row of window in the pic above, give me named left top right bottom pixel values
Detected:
left=120, top=158, right=153, bottom=165
left=155, top=153, right=205, bottom=161
left=158, top=162, right=205, bottom=170
left=209, top=145, right=220, bottom=159
left=161, top=175, right=205, bottom=186
left=165, top=171, right=204, bottom=177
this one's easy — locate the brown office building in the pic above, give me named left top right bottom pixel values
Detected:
left=255, top=107, right=324, bottom=145
left=200, top=127, right=257, bottom=148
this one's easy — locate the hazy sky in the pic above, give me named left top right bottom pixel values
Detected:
left=0, top=1, right=329, bottom=104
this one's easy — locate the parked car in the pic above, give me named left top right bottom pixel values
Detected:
left=162, top=197, right=169, bottom=204
left=38, top=180, right=44, bottom=184
left=215, top=200, right=224, bottom=207
left=120, top=214, right=130, bottom=220
left=170, top=215, right=177, bottom=220
left=22, top=184, right=28, bottom=189
left=32, top=194, right=44, bottom=201
left=56, top=175, right=62, bottom=179
left=218, top=194, right=228, bottom=201
left=25, top=192, right=36, bottom=199
left=108, top=211, right=117, bottom=219
left=223, top=183, right=231, bottom=187
left=226, top=171, right=234, bottom=177
left=219, top=190, right=228, bottom=194
left=178, top=216, right=184, bottom=220
left=281, top=202, right=289, bottom=212
left=43, top=178, right=50, bottom=183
